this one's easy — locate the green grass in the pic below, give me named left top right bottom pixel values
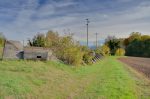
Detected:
left=0, top=47, right=3, bottom=59
left=0, top=57, right=149, bottom=99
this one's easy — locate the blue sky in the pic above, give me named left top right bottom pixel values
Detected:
left=0, top=0, right=150, bottom=45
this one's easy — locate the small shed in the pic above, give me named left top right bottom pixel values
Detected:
left=3, top=40, right=23, bottom=59
left=24, top=47, right=53, bottom=61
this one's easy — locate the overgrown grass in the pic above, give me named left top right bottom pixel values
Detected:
left=0, top=47, right=3, bottom=59
left=0, top=57, right=149, bottom=99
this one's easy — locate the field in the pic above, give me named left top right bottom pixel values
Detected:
left=118, top=57, right=150, bottom=79
left=0, top=57, right=150, bottom=99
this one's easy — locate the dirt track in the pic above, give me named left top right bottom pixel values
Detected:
left=118, top=57, right=150, bottom=79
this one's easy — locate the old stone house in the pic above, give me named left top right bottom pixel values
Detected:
left=3, top=40, right=56, bottom=61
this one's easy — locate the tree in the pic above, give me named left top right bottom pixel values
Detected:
left=45, top=31, right=59, bottom=48
left=0, top=32, right=5, bottom=46
left=141, top=35, right=150, bottom=41
left=28, top=33, right=46, bottom=47
left=129, top=32, right=141, bottom=41
left=125, top=39, right=150, bottom=57
left=124, top=32, right=142, bottom=47
left=124, top=32, right=150, bottom=57
left=105, top=36, right=121, bottom=55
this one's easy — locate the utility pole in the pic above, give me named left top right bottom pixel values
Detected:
left=95, top=33, right=98, bottom=49
left=86, top=19, right=90, bottom=47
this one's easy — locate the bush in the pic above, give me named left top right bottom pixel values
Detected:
left=81, top=46, right=94, bottom=65
left=62, top=46, right=84, bottom=65
left=83, top=51, right=94, bottom=65
left=52, top=35, right=85, bottom=65
left=115, top=48, right=125, bottom=56
left=100, top=45, right=110, bottom=56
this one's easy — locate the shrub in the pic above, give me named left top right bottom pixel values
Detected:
left=100, top=45, right=110, bottom=56
left=115, top=48, right=125, bottom=56
left=52, top=35, right=85, bottom=65
left=62, top=46, right=84, bottom=65
left=83, top=51, right=94, bottom=65
left=81, top=46, right=94, bottom=65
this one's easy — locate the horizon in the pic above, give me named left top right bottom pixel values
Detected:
left=0, top=0, right=150, bottom=45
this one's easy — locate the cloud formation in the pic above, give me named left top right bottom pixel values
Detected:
left=0, top=0, right=150, bottom=45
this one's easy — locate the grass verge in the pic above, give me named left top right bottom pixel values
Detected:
left=0, top=57, right=149, bottom=99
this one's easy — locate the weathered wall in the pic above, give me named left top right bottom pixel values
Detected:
left=24, top=48, right=53, bottom=61
left=24, top=51, right=49, bottom=60
left=3, top=43, right=23, bottom=59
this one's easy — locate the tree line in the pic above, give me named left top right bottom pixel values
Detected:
left=0, top=31, right=149, bottom=65
left=124, top=32, right=150, bottom=57
left=97, top=32, right=150, bottom=58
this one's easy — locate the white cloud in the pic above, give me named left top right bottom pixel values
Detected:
left=0, top=0, right=150, bottom=44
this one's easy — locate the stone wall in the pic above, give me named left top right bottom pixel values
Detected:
left=24, top=47, right=52, bottom=61
left=24, top=51, right=49, bottom=60
left=3, top=43, right=23, bottom=60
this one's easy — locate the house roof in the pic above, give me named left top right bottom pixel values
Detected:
left=6, top=40, right=23, bottom=50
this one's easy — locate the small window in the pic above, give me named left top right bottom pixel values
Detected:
left=37, top=56, right=42, bottom=58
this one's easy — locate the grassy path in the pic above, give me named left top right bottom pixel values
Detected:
left=0, top=57, right=149, bottom=99
left=74, top=57, right=138, bottom=99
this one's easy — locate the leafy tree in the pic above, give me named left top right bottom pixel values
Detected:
left=0, top=33, right=5, bottom=46
left=45, top=31, right=59, bottom=47
left=124, top=32, right=141, bottom=47
left=126, top=39, right=150, bottom=57
left=129, top=32, right=141, bottom=41
left=105, top=36, right=121, bottom=55
left=28, top=34, right=46, bottom=47
left=141, top=35, right=150, bottom=41
left=143, top=39, right=150, bottom=57
left=124, top=32, right=150, bottom=57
